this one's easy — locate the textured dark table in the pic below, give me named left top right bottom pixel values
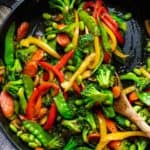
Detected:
left=0, top=4, right=17, bottom=150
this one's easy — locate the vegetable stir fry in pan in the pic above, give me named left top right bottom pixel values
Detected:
left=0, top=0, right=150, bottom=149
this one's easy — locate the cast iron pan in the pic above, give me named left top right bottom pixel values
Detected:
left=0, top=0, right=150, bottom=149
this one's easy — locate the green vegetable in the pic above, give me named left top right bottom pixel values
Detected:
left=111, top=13, right=127, bottom=32
left=9, top=123, right=18, bottom=133
left=63, top=137, right=80, bottom=150
left=146, top=57, right=150, bottom=72
left=82, top=127, right=90, bottom=143
left=75, top=147, right=93, bottom=150
left=98, top=20, right=111, bottom=52
left=23, top=120, right=63, bottom=149
left=79, top=10, right=100, bottom=35
left=122, top=12, right=132, bottom=20
left=14, top=100, right=19, bottom=114
left=78, top=33, right=94, bottom=50
left=137, top=92, right=150, bottom=106
left=138, top=108, right=150, bottom=121
left=48, top=0, right=76, bottom=24
left=115, top=115, right=131, bottom=128
left=17, top=87, right=27, bottom=114
left=4, top=22, right=16, bottom=67
left=4, top=79, right=23, bottom=97
left=102, top=105, right=116, bottom=118
left=42, top=13, right=51, bottom=20
left=120, top=72, right=150, bottom=91
left=22, top=74, right=34, bottom=99
left=84, top=111, right=97, bottom=131
left=7, top=59, right=22, bottom=81
left=61, top=119, right=82, bottom=133
left=54, top=92, right=74, bottom=119
left=81, top=84, right=113, bottom=108
left=95, top=64, right=115, bottom=88
left=16, top=45, right=37, bottom=62
left=136, top=138, right=149, bottom=150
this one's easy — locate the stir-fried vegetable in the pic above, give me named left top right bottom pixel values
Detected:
left=0, top=0, right=150, bottom=149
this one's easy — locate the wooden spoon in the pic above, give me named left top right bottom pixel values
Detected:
left=114, top=74, right=150, bottom=138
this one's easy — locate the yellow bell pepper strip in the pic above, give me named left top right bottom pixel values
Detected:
left=96, top=110, right=149, bottom=150
left=145, top=20, right=150, bottom=36
left=102, top=22, right=117, bottom=52
left=97, top=111, right=107, bottom=138
left=96, top=131, right=148, bottom=150
left=61, top=53, right=96, bottom=91
left=139, top=67, right=150, bottom=78
left=81, top=70, right=92, bottom=80
left=113, top=49, right=128, bottom=59
left=88, top=36, right=101, bottom=69
left=72, top=10, right=79, bottom=49
left=123, top=85, right=136, bottom=95
left=20, top=36, right=61, bottom=59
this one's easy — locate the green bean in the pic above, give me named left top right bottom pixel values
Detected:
left=22, top=74, right=34, bottom=99
left=42, top=13, right=51, bottom=20
left=64, top=43, right=74, bottom=52
left=23, top=120, right=50, bottom=147
left=123, top=12, right=132, bottom=20
left=47, top=34, right=56, bottom=40
left=4, top=22, right=16, bottom=67
left=79, top=21, right=85, bottom=31
left=9, top=123, right=18, bottom=133
left=98, top=20, right=111, bottom=52
left=79, top=10, right=100, bottom=35
left=28, top=142, right=39, bottom=148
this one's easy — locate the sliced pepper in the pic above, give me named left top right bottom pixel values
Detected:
left=20, top=36, right=60, bottom=59
left=39, top=61, right=64, bottom=83
left=88, top=36, right=101, bottom=69
left=55, top=50, right=74, bottom=70
left=26, top=82, right=59, bottom=120
left=102, top=22, right=117, bottom=51
left=61, top=53, right=96, bottom=91
left=72, top=10, right=79, bottom=49
left=44, top=102, right=57, bottom=130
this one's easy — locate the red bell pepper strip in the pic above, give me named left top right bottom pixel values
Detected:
left=72, top=82, right=81, bottom=95
left=103, top=52, right=111, bottom=64
left=39, top=61, right=64, bottom=83
left=101, top=13, right=118, bottom=29
left=83, top=1, right=95, bottom=10
left=55, top=50, right=74, bottom=70
left=102, top=19, right=124, bottom=44
left=44, top=102, right=57, bottom=130
left=26, top=82, right=59, bottom=119
left=93, top=0, right=103, bottom=18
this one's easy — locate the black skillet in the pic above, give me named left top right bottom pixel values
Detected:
left=0, top=0, right=150, bottom=149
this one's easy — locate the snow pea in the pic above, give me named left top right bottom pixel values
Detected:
left=4, top=22, right=16, bottom=67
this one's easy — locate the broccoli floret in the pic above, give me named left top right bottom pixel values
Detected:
left=81, top=84, right=113, bottom=108
left=84, top=111, right=97, bottom=131
left=78, top=34, right=94, bottom=52
left=63, top=136, right=82, bottom=150
left=120, top=72, right=150, bottom=91
left=95, top=64, right=115, bottom=88
left=4, top=79, right=23, bottom=97
left=47, top=134, right=64, bottom=150
left=49, top=0, right=77, bottom=24
left=7, top=59, right=22, bottom=81
left=16, top=45, right=37, bottom=62
left=136, top=138, right=149, bottom=150
left=61, top=119, right=82, bottom=133
left=119, top=140, right=132, bottom=150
